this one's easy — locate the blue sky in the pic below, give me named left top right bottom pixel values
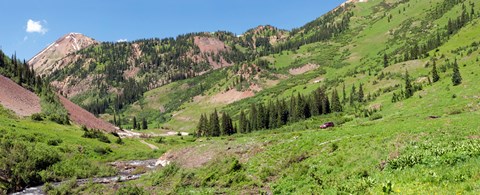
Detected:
left=0, top=0, right=346, bottom=60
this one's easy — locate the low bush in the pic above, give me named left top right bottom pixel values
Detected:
left=93, top=146, right=112, bottom=155
left=31, top=113, right=44, bottom=121
left=47, top=138, right=63, bottom=146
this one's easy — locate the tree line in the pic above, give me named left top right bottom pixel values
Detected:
left=196, top=83, right=371, bottom=137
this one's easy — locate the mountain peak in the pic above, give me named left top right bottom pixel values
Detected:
left=28, top=32, right=98, bottom=76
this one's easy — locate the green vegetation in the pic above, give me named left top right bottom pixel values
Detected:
left=2, top=0, right=480, bottom=194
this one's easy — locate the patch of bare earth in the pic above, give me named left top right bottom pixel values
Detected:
left=58, top=95, right=116, bottom=132
left=0, top=75, right=41, bottom=116
left=209, top=89, right=255, bottom=104
left=157, top=140, right=264, bottom=168
left=123, top=67, right=140, bottom=79
left=289, top=63, right=319, bottom=75
left=193, top=36, right=233, bottom=69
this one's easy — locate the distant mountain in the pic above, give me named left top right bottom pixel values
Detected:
left=28, top=32, right=98, bottom=76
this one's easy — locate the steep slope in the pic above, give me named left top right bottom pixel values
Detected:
left=0, top=75, right=41, bottom=116
left=57, top=95, right=116, bottom=132
left=28, top=32, right=97, bottom=76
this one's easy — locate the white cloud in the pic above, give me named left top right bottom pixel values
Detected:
left=26, top=19, right=48, bottom=34
left=117, top=39, right=128, bottom=42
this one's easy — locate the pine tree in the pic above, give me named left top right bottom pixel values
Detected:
left=220, top=112, right=227, bottom=135
left=249, top=104, right=258, bottom=131
left=432, top=61, right=440, bottom=83
left=452, top=59, right=462, bottom=86
left=342, top=83, right=347, bottom=104
left=295, top=93, right=305, bottom=120
left=196, top=114, right=208, bottom=137
left=331, top=89, right=342, bottom=112
left=383, top=53, right=389, bottom=68
left=404, top=70, right=414, bottom=98
left=350, top=84, right=356, bottom=105
left=141, top=118, right=148, bottom=130
left=210, top=109, right=221, bottom=136
left=358, top=83, right=364, bottom=103
left=133, top=116, right=137, bottom=129
left=239, top=110, right=247, bottom=133
left=257, top=103, right=266, bottom=130
left=322, top=92, right=331, bottom=114
left=268, top=100, right=277, bottom=129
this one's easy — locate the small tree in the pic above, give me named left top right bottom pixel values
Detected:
left=431, top=61, right=440, bottom=83
left=141, top=118, right=148, bottom=130
left=404, top=70, right=414, bottom=98
left=132, top=116, right=137, bottom=129
left=383, top=53, right=389, bottom=68
left=358, top=83, right=364, bottom=103
left=451, top=59, right=462, bottom=86
left=331, top=89, right=342, bottom=112
left=210, top=109, right=220, bottom=136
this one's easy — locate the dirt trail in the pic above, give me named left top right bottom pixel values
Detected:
left=140, top=140, right=159, bottom=150
left=0, top=75, right=42, bottom=116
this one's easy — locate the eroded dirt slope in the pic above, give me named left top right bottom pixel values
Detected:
left=0, top=75, right=41, bottom=116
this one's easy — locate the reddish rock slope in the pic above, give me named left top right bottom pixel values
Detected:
left=0, top=75, right=41, bottom=116
left=58, top=95, right=116, bottom=132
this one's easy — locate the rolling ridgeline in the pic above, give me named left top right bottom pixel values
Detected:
left=2, top=0, right=480, bottom=193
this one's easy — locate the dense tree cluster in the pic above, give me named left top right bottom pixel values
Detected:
left=196, top=109, right=236, bottom=137
left=197, top=85, right=352, bottom=136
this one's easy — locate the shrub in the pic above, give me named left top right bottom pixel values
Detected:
left=31, top=113, right=44, bottom=121
left=369, top=113, right=383, bottom=121
left=115, top=184, right=146, bottom=195
left=154, top=137, right=164, bottom=144
left=94, top=146, right=112, bottom=155
left=47, top=138, right=63, bottom=146
left=115, top=137, right=124, bottom=145
left=82, top=129, right=110, bottom=143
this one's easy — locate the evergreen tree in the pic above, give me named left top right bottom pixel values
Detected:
left=342, top=83, right=347, bottom=104
left=257, top=103, right=267, bottom=130
left=350, top=84, right=356, bottom=105
left=404, top=70, right=414, bottom=98
left=249, top=104, right=258, bottom=131
left=210, top=109, right=221, bottom=136
left=295, top=93, right=305, bottom=120
left=322, top=92, right=331, bottom=114
left=141, top=118, right=148, bottom=130
left=432, top=60, right=440, bottom=83
left=331, top=89, right=342, bottom=112
left=196, top=114, right=208, bottom=137
left=268, top=100, right=277, bottom=129
left=239, top=110, right=247, bottom=133
left=220, top=112, right=234, bottom=135
left=383, top=53, right=389, bottom=68
left=133, top=116, right=137, bottom=129
left=278, top=99, right=289, bottom=126
left=358, top=83, right=364, bottom=103
left=452, top=59, right=462, bottom=86
left=289, top=95, right=298, bottom=122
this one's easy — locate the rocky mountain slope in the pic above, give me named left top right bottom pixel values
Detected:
left=28, top=33, right=98, bottom=76
left=0, top=75, right=41, bottom=116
